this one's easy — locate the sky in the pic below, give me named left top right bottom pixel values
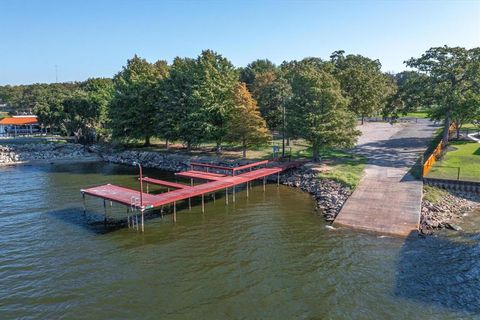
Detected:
left=0, top=0, right=479, bottom=85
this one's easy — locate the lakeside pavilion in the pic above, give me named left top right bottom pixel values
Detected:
left=0, top=115, right=41, bottom=136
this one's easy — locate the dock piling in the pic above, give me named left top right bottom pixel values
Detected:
left=202, top=194, right=205, bottom=213
left=82, top=192, right=86, bottom=214
left=173, top=201, right=177, bottom=222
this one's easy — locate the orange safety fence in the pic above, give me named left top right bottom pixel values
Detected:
left=422, top=122, right=456, bottom=177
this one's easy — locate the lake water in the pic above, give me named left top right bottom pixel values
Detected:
left=0, top=161, right=479, bottom=319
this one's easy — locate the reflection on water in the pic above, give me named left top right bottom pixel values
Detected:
left=0, top=161, right=478, bottom=319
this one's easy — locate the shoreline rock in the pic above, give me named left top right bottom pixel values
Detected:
left=0, top=143, right=98, bottom=165
left=420, top=190, right=480, bottom=234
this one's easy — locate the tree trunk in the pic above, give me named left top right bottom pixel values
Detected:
left=144, top=135, right=150, bottom=147
left=187, top=141, right=191, bottom=152
left=242, top=139, right=247, bottom=158
left=216, top=142, right=222, bottom=155
left=312, top=143, right=320, bottom=162
left=165, top=139, right=169, bottom=149
left=442, top=114, right=451, bottom=145
left=286, top=137, right=291, bottom=146
left=456, top=120, right=461, bottom=139
left=361, top=115, right=364, bottom=125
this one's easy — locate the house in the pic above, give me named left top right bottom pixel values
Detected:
left=0, top=115, right=41, bottom=136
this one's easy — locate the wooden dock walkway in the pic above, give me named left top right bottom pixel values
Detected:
left=81, top=160, right=302, bottom=232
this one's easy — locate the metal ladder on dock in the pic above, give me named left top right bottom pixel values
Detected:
left=129, top=196, right=140, bottom=231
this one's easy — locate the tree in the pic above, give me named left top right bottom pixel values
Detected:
left=286, top=63, right=360, bottom=161
left=250, top=71, right=292, bottom=132
left=239, top=59, right=277, bottom=91
left=405, top=46, right=480, bottom=144
left=226, top=83, right=270, bottom=158
left=195, top=50, right=238, bottom=153
left=82, top=78, right=114, bottom=141
left=109, top=55, right=168, bottom=146
left=159, top=57, right=206, bottom=151
left=331, top=51, right=390, bottom=124
left=63, top=90, right=98, bottom=143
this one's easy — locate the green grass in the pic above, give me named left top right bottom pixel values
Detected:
left=423, top=185, right=448, bottom=204
left=315, top=148, right=367, bottom=189
left=428, top=140, right=480, bottom=181
left=403, top=111, right=429, bottom=119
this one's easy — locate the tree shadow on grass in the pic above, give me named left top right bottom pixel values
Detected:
left=395, top=231, right=480, bottom=315
left=474, top=147, right=480, bottom=156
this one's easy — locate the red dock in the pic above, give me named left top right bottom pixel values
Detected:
left=81, top=160, right=303, bottom=232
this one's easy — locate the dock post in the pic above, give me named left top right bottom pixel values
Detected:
left=233, top=186, right=236, bottom=203
left=127, top=207, right=130, bottom=228
left=173, top=201, right=177, bottom=223
left=189, top=179, right=193, bottom=210
left=202, top=194, right=205, bottom=213
left=277, top=172, right=280, bottom=186
left=246, top=182, right=249, bottom=198
left=213, top=192, right=216, bottom=203
left=141, top=209, right=145, bottom=233
left=103, top=200, right=107, bottom=226
left=225, top=188, right=229, bottom=205
left=146, top=183, right=149, bottom=194
left=263, top=177, right=266, bottom=192
left=82, top=192, right=86, bottom=214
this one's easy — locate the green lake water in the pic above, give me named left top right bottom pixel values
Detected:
left=0, top=161, right=479, bottom=319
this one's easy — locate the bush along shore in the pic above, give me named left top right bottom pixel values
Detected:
left=420, top=186, right=480, bottom=234
left=0, top=143, right=98, bottom=165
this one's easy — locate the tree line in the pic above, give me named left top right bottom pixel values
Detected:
left=0, top=46, right=478, bottom=159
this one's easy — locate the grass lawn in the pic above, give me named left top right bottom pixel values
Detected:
left=402, top=111, right=429, bottom=119
left=427, top=140, right=480, bottom=182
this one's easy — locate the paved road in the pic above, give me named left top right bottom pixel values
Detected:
left=334, top=120, right=439, bottom=236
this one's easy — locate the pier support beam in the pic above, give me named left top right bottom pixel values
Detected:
left=277, top=172, right=280, bottom=186
left=141, top=209, right=145, bottom=233
left=173, top=201, right=177, bottom=223
left=263, top=177, right=266, bottom=192
left=103, top=199, right=107, bottom=226
left=246, top=182, right=249, bottom=198
left=82, top=192, right=86, bottom=214
left=233, top=186, right=236, bottom=203
left=225, top=188, right=229, bottom=205
left=202, top=194, right=205, bottom=213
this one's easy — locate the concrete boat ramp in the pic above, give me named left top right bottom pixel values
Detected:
left=334, top=120, right=439, bottom=237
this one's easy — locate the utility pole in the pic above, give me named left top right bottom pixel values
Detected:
left=282, top=104, right=286, bottom=158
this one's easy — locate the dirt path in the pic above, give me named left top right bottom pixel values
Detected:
left=334, top=120, right=439, bottom=236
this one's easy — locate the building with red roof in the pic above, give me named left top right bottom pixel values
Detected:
left=0, top=115, right=41, bottom=136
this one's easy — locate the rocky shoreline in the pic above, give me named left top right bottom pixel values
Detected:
left=2, top=142, right=479, bottom=233
left=0, top=143, right=98, bottom=165
left=420, top=189, right=480, bottom=234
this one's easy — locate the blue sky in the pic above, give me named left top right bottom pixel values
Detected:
left=0, top=0, right=479, bottom=85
